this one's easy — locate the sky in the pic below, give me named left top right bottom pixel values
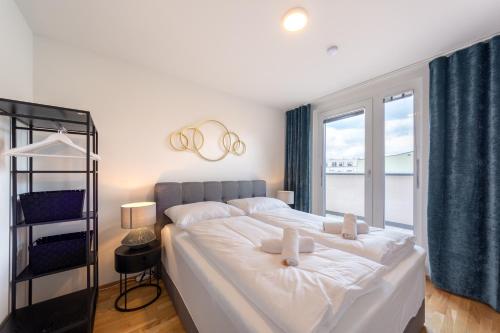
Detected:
left=325, top=96, right=414, bottom=160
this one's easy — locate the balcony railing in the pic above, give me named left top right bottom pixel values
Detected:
left=325, top=173, right=413, bottom=230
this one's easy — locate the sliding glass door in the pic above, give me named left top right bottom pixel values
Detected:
left=324, top=110, right=366, bottom=222
left=316, top=85, right=421, bottom=235
left=320, top=100, right=373, bottom=225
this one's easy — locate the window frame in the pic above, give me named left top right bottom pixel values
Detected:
left=312, top=68, right=426, bottom=245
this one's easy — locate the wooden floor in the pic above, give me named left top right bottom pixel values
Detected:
left=94, top=279, right=184, bottom=333
left=95, top=278, right=500, bottom=333
left=423, top=280, right=500, bottom=333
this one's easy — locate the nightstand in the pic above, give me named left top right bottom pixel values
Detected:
left=114, top=240, right=162, bottom=312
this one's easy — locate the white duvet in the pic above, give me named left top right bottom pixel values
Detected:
left=185, top=216, right=386, bottom=333
left=251, top=208, right=415, bottom=266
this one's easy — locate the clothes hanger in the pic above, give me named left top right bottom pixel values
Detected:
left=3, top=127, right=101, bottom=160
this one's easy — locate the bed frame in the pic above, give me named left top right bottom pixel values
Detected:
left=154, top=180, right=424, bottom=333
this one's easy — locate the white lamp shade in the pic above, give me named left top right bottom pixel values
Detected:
left=121, top=202, right=156, bottom=229
left=277, top=190, right=294, bottom=204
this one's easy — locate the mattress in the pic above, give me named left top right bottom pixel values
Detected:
left=161, top=224, right=426, bottom=333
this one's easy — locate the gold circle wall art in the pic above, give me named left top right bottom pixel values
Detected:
left=169, top=120, right=246, bottom=162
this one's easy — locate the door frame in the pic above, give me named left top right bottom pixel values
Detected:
left=311, top=68, right=426, bottom=244
left=317, top=98, right=373, bottom=226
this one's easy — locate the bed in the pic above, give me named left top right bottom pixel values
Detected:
left=155, top=180, right=426, bottom=333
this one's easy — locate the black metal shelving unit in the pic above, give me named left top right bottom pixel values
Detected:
left=0, top=98, right=99, bottom=333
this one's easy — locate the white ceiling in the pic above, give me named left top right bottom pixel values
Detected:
left=16, top=0, right=500, bottom=109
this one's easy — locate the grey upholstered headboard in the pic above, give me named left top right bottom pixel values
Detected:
left=154, top=180, right=266, bottom=226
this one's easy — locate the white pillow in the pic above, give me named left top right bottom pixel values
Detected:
left=227, top=197, right=289, bottom=214
left=165, top=201, right=245, bottom=228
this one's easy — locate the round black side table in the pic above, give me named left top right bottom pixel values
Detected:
left=114, top=240, right=162, bottom=312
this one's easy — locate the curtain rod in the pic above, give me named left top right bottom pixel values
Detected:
left=310, top=30, right=500, bottom=105
left=401, top=30, right=500, bottom=67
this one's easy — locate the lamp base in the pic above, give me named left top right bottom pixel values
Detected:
left=121, top=228, right=156, bottom=249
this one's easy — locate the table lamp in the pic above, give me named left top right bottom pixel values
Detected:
left=277, top=190, right=294, bottom=206
left=121, top=202, right=156, bottom=249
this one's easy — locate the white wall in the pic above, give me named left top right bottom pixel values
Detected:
left=0, top=0, right=33, bottom=320
left=32, top=37, right=284, bottom=300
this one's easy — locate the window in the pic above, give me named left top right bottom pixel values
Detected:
left=384, top=91, right=414, bottom=233
left=323, top=109, right=366, bottom=222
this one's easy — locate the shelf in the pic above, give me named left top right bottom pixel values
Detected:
left=0, top=287, right=96, bottom=333
left=14, top=170, right=96, bottom=174
left=15, top=211, right=96, bottom=228
left=15, top=125, right=94, bottom=136
left=0, top=98, right=95, bottom=134
left=16, top=252, right=96, bottom=282
left=2, top=98, right=98, bottom=333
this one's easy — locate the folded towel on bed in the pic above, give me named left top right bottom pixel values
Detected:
left=282, top=228, right=299, bottom=266
left=261, top=237, right=315, bottom=254
left=357, top=221, right=369, bottom=234
left=342, top=213, right=358, bottom=240
left=324, top=220, right=369, bottom=234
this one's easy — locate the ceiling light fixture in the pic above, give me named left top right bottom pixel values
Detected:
left=282, top=7, right=308, bottom=32
left=326, top=45, right=339, bottom=56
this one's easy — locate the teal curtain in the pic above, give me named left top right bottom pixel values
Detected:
left=285, top=105, right=311, bottom=212
left=428, top=36, right=500, bottom=311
